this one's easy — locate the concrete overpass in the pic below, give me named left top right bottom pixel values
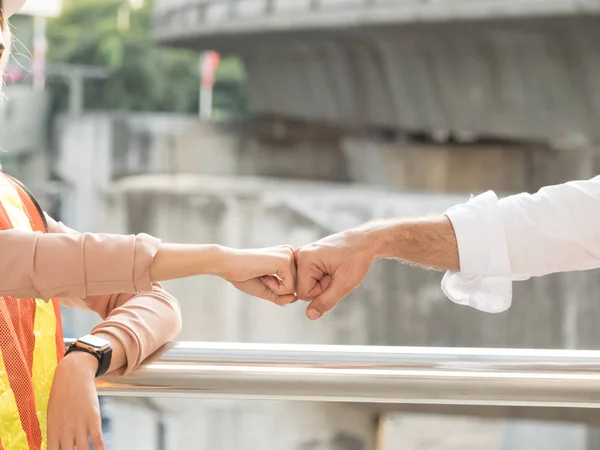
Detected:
left=155, top=0, right=600, bottom=148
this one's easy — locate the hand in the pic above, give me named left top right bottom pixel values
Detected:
left=295, top=228, right=376, bottom=320
left=219, top=245, right=298, bottom=306
left=48, top=352, right=104, bottom=450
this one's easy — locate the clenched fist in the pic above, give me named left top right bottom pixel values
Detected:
left=219, top=245, right=298, bottom=306
left=295, top=229, right=376, bottom=320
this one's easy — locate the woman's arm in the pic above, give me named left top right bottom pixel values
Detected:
left=45, top=217, right=184, bottom=450
left=0, top=215, right=296, bottom=303
left=48, top=283, right=182, bottom=450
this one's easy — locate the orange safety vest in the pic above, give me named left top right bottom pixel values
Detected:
left=0, top=172, right=64, bottom=450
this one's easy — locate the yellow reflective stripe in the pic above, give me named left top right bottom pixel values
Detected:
left=0, top=175, right=58, bottom=450
left=32, top=299, right=58, bottom=450
left=0, top=345, right=30, bottom=449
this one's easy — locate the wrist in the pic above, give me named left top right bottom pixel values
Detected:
left=189, top=244, right=229, bottom=278
left=205, top=244, right=237, bottom=279
left=62, top=350, right=98, bottom=377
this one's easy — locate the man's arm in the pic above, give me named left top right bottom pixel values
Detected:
left=295, top=215, right=458, bottom=320
left=363, top=215, right=459, bottom=271
left=296, top=177, right=600, bottom=319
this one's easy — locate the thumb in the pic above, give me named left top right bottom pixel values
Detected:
left=305, top=276, right=348, bottom=320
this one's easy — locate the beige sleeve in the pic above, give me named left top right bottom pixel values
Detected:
left=0, top=216, right=160, bottom=299
left=61, top=284, right=182, bottom=375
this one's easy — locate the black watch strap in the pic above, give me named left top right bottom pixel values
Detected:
left=65, top=344, right=113, bottom=378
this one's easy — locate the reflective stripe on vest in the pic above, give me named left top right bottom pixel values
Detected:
left=0, top=174, right=62, bottom=450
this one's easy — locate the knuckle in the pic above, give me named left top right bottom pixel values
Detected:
left=278, top=253, right=292, bottom=265
left=274, top=245, right=294, bottom=258
left=295, top=248, right=307, bottom=264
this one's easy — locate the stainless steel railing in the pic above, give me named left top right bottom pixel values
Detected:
left=69, top=340, right=600, bottom=408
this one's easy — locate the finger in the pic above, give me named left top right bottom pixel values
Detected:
left=260, top=275, right=289, bottom=295
left=261, top=275, right=292, bottom=296
left=306, top=276, right=349, bottom=320
left=258, top=277, right=298, bottom=306
left=295, top=250, right=325, bottom=300
left=48, top=434, right=59, bottom=450
left=75, top=432, right=91, bottom=450
left=318, top=273, right=333, bottom=293
left=90, top=429, right=105, bottom=450
left=290, top=250, right=297, bottom=291
left=275, top=247, right=296, bottom=294
left=274, top=293, right=299, bottom=306
left=237, top=278, right=298, bottom=306
left=60, top=438, right=75, bottom=450
left=298, top=273, right=332, bottom=303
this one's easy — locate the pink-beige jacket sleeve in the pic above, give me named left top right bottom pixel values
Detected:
left=60, top=286, right=182, bottom=375
left=0, top=217, right=161, bottom=299
left=48, top=218, right=182, bottom=374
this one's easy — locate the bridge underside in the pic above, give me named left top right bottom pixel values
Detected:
left=157, top=13, right=600, bottom=146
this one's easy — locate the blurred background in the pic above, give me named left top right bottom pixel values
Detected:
left=3, top=0, right=600, bottom=448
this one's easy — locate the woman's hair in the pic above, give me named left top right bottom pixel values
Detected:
left=0, top=2, right=11, bottom=83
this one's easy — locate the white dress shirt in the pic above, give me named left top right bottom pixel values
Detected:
left=441, top=177, right=600, bottom=313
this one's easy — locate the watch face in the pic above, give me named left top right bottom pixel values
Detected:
left=79, top=334, right=110, bottom=350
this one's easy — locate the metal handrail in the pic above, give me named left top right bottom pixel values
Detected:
left=69, top=340, right=600, bottom=408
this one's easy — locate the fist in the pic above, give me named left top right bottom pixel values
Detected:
left=295, top=229, right=375, bottom=320
left=221, top=245, right=298, bottom=306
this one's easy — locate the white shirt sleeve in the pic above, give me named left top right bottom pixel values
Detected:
left=441, top=176, right=600, bottom=313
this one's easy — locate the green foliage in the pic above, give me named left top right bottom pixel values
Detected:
left=45, top=0, right=249, bottom=116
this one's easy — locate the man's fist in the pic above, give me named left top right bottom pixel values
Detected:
left=295, top=229, right=376, bottom=320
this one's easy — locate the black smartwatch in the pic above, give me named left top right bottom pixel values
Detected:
left=65, top=334, right=113, bottom=378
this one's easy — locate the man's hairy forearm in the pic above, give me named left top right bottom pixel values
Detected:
left=359, top=215, right=460, bottom=272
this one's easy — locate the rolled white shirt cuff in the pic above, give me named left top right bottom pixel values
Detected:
left=441, top=191, right=514, bottom=313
